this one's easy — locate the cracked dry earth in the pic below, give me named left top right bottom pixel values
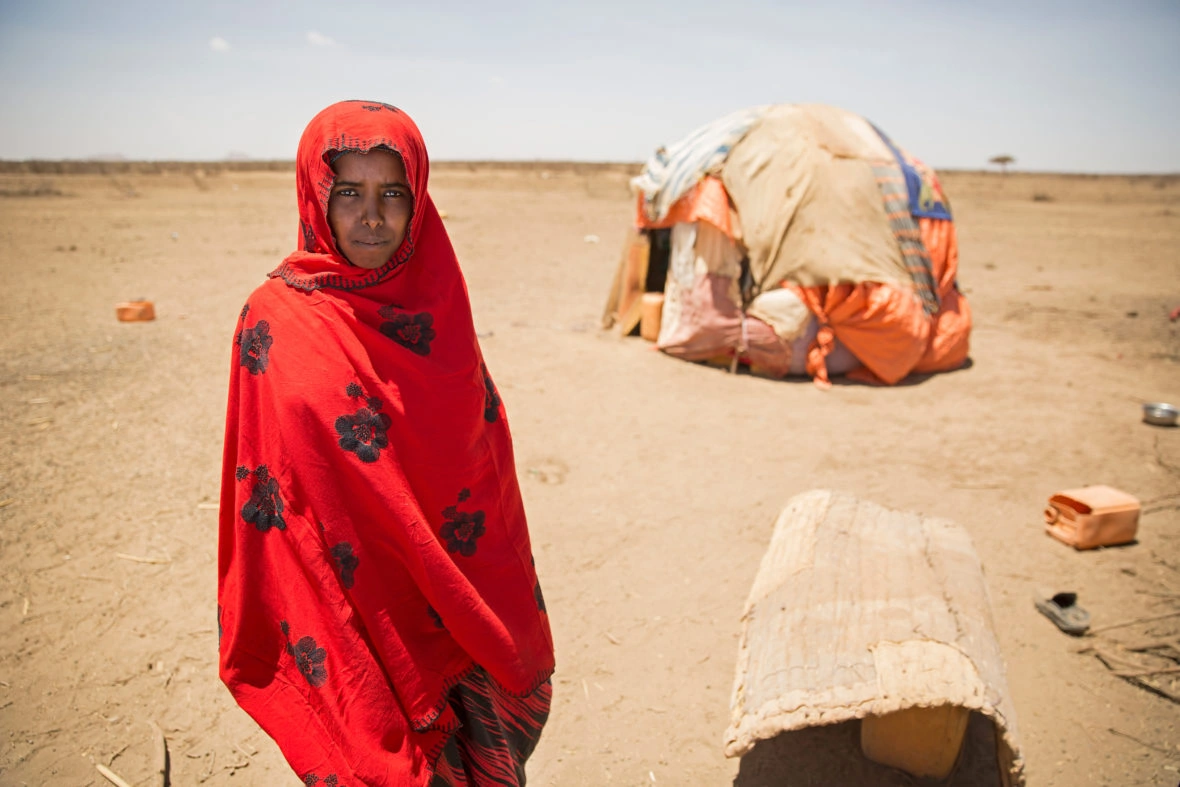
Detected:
left=1, top=165, right=1178, bottom=785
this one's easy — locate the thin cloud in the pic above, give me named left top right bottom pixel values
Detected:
left=209, top=36, right=230, bottom=51
left=307, top=31, right=335, bottom=47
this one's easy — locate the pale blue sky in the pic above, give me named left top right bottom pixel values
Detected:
left=1, top=0, right=1177, bottom=172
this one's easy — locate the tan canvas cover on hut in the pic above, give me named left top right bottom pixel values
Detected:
left=794, top=102, right=895, bottom=161
left=719, top=105, right=910, bottom=292
left=726, top=490, right=1024, bottom=786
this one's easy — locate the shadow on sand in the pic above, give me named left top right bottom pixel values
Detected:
left=696, top=357, right=976, bottom=388
left=732, top=712, right=1002, bottom=787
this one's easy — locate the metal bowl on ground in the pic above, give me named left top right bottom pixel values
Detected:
left=1142, top=402, right=1179, bottom=427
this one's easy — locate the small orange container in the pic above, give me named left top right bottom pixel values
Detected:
left=1044, top=485, right=1139, bottom=549
left=861, top=704, right=970, bottom=780
left=639, top=292, right=664, bottom=342
left=116, top=301, right=156, bottom=322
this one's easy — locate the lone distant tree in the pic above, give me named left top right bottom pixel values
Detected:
left=989, top=155, right=1015, bottom=174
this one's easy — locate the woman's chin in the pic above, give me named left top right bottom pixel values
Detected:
left=347, top=253, right=391, bottom=269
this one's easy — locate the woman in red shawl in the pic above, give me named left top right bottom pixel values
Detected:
left=218, top=100, right=555, bottom=786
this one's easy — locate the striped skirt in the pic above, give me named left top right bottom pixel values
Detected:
left=429, top=667, right=553, bottom=786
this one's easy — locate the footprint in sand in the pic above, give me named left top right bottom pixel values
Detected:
left=524, top=457, right=568, bottom=485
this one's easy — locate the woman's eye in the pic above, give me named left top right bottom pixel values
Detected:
left=385, top=189, right=404, bottom=198
left=335, top=188, right=357, bottom=197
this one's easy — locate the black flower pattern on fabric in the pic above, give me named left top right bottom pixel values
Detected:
left=293, top=638, right=327, bottom=686
left=235, top=465, right=250, bottom=481
left=359, top=102, right=399, bottom=113
left=534, top=581, right=546, bottom=613
left=240, top=464, right=286, bottom=532
left=240, top=303, right=250, bottom=319
left=335, top=384, right=391, bottom=463
left=378, top=305, right=435, bottom=356
left=481, top=363, right=501, bottom=423
left=304, top=775, right=342, bottom=786
left=440, top=489, right=486, bottom=557
left=330, top=542, right=358, bottom=589
left=282, top=620, right=327, bottom=688
left=238, top=319, right=273, bottom=374
left=427, top=605, right=445, bottom=629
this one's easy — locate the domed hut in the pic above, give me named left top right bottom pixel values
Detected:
left=602, top=104, right=970, bottom=387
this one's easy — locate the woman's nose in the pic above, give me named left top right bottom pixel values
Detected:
left=361, top=198, right=383, bottom=227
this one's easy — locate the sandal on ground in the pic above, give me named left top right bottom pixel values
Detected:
left=1034, top=591, right=1091, bottom=636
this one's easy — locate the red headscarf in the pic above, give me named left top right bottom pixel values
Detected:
left=218, top=101, right=554, bottom=786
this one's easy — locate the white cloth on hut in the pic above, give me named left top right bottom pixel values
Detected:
left=632, top=105, right=768, bottom=222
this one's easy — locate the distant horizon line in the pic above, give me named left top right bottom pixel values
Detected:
left=1, top=158, right=1177, bottom=178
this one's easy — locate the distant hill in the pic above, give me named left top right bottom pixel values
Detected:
left=0, top=159, right=644, bottom=176
left=0, top=160, right=295, bottom=175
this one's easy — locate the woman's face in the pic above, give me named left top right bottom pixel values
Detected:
left=327, top=149, right=413, bottom=269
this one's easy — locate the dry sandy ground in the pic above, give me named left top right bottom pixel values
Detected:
left=0, top=164, right=1178, bottom=786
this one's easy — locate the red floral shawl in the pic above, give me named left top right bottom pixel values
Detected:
left=217, top=101, right=554, bottom=786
